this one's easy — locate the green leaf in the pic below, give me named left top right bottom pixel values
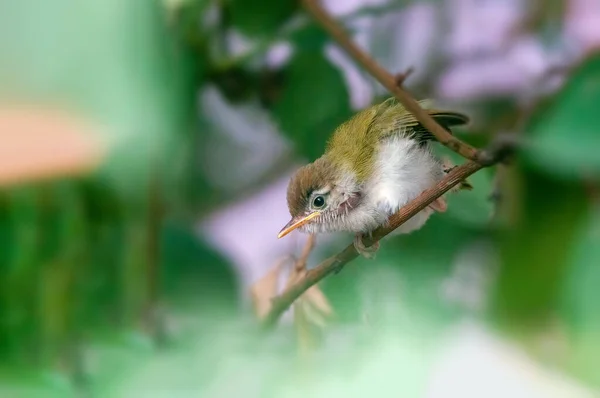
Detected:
left=160, top=220, right=239, bottom=312
left=525, top=52, right=600, bottom=177
left=288, top=23, right=329, bottom=52
left=561, top=205, right=600, bottom=330
left=491, top=165, right=589, bottom=331
left=272, top=51, right=352, bottom=160
left=228, top=0, right=297, bottom=37
left=559, top=205, right=600, bottom=386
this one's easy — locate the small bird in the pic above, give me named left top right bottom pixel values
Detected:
left=277, top=97, right=471, bottom=258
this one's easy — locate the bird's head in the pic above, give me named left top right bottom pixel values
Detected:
left=278, top=157, right=361, bottom=238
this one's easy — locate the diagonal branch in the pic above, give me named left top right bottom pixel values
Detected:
left=262, top=138, right=515, bottom=329
left=302, top=0, right=486, bottom=163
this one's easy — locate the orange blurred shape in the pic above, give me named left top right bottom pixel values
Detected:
left=0, top=105, right=107, bottom=187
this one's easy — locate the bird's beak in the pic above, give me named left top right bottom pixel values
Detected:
left=277, top=212, right=321, bottom=239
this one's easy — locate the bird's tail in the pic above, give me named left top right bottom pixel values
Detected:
left=418, top=99, right=470, bottom=129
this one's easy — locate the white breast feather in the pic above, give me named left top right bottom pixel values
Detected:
left=338, top=136, right=445, bottom=234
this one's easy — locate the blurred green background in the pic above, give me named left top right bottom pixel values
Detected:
left=0, top=0, right=599, bottom=397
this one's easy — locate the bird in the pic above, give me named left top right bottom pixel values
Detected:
left=277, top=97, right=471, bottom=258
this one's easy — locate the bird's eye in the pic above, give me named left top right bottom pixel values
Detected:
left=312, top=195, right=325, bottom=208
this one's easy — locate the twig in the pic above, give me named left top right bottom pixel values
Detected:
left=394, top=67, right=414, bottom=87
left=284, top=235, right=315, bottom=293
left=302, top=0, right=485, bottom=163
left=262, top=138, right=515, bottom=329
left=294, top=234, right=316, bottom=273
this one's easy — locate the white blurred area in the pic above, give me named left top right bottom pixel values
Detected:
left=271, top=321, right=594, bottom=398
left=196, top=1, right=600, bottom=396
left=424, top=322, right=595, bottom=398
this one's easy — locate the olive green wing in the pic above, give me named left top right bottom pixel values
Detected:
left=368, top=97, right=469, bottom=145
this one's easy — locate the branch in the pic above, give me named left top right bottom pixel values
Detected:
left=262, top=138, right=515, bottom=329
left=293, top=234, right=316, bottom=273
left=302, top=0, right=485, bottom=163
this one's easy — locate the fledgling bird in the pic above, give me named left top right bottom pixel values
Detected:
left=277, top=98, right=471, bottom=258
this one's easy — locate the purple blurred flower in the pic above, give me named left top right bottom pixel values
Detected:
left=565, top=0, right=600, bottom=54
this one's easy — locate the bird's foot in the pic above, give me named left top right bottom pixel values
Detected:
left=353, top=233, right=380, bottom=259
left=428, top=197, right=448, bottom=213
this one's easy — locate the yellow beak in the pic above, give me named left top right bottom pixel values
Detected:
left=277, top=212, right=321, bottom=239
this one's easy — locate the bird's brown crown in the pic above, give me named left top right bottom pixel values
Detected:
left=286, top=157, right=337, bottom=218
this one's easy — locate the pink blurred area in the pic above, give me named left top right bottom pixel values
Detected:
left=199, top=174, right=311, bottom=291
left=0, top=104, right=106, bottom=186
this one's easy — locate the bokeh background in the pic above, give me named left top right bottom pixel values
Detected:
left=1, top=0, right=599, bottom=396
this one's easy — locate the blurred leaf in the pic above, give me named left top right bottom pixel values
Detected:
left=293, top=299, right=315, bottom=353
left=160, top=220, right=239, bottom=312
left=303, top=284, right=334, bottom=321
left=37, top=182, right=88, bottom=366
left=251, top=258, right=288, bottom=320
left=492, top=165, right=589, bottom=331
left=560, top=204, right=600, bottom=386
left=561, top=204, right=600, bottom=329
left=228, top=0, right=297, bottom=37
left=162, top=0, right=202, bottom=16
left=437, top=150, right=495, bottom=227
left=273, top=51, right=351, bottom=160
left=292, top=274, right=334, bottom=353
left=0, top=107, right=105, bottom=187
left=2, top=188, right=38, bottom=361
left=526, top=52, right=600, bottom=177
left=288, top=24, right=329, bottom=52
left=445, top=174, right=495, bottom=226
left=293, top=273, right=334, bottom=335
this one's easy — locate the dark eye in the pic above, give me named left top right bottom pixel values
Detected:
left=312, top=195, right=325, bottom=208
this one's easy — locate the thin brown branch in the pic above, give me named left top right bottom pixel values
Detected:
left=302, top=0, right=485, bottom=163
left=394, top=67, right=415, bottom=87
left=262, top=138, right=514, bottom=329
left=294, top=234, right=316, bottom=272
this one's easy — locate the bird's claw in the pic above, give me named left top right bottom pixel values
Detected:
left=353, top=234, right=379, bottom=259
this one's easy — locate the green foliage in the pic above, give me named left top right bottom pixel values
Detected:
left=160, top=220, right=239, bottom=311
left=227, top=0, right=298, bottom=36
left=526, top=53, right=600, bottom=177
left=490, top=52, right=600, bottom=385
left=559, top=203, right=600, bottom=386
left=288, top=24, right=330, bottom=51
left=437, top=149, right=496, bottom=227
left=561, top=205, right=600, bottom=331
left=273, top=51, right=352, bottom=160
left=492, top=166, right=589, bottom=329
